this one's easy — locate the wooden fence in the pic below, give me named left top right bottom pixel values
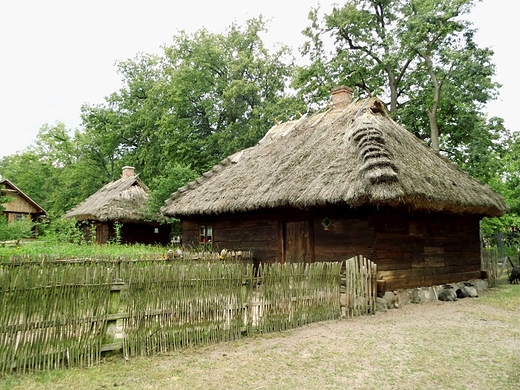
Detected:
left=343, top=255, right=377, bottom=317
left=0, top=262, right=112, bottom=373
left=0, top=256, right=376, bottom=374
left=481, top=248, right=499, bottom=287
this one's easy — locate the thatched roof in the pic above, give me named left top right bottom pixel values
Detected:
left=65, top=167, right=150, bottom=223
left=161, top=91, right=508, bottom=218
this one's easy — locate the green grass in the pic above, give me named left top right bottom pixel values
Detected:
left=479, top=282, right=520, bottom=310
left=0, top=240, right=172, bottom=261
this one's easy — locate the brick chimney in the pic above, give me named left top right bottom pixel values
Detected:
left=331, top=85, right=353, bottom=108
left=122, top=166, right=135, bottom=178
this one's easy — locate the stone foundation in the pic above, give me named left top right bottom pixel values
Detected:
left=376, top=279, right=488, bottom=312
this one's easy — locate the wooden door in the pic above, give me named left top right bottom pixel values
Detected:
left=284, top=221, right=313, bottom=264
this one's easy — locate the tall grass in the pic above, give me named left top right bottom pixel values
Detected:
left=0, top=241, right=172, bottom=262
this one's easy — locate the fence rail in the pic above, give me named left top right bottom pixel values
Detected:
left=0, top=255, right=377, bottom=374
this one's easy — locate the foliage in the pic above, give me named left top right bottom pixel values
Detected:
left=0, top=215, right=35, bottom=242
left=144, top=163, right=198, bottom=221
left=481, top=130, right=520, bottom=247
left=0, top=194, right=9, bottom=213
left=0, top=18, right=302, bottom=221
left=39, top=216, right=85, bottom=245
left=110, top=222, right=123, bottom=245
left=80, top=17, right=303, bottom=183
left=0, top=240, right=170, bottom=260
left=0, top=123, right=106, bottom=217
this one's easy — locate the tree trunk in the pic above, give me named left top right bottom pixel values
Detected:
left=422, top=51, right=441, bottom=153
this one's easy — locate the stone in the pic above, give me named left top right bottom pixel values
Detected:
left=376, top=297, right=388, bottom=312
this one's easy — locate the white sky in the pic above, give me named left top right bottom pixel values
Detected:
left=0, top=0, right=515, bottom=159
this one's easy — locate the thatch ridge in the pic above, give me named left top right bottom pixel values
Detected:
left=161, top=97, right=508, bottom=218
left=65, top=175, right=150, bottom=222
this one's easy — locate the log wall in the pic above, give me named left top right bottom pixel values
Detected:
left=181, top=213, right=281, bottom=262
left=120, top=223, right=171, bottom=246
left=180, top=206, right=483, bottom=290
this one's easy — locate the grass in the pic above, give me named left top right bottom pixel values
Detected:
left=2, top=281, right=520, bottom=390
left=0, top=240, right=173, bottom=261
left=479, top=282, right=520, bottom=310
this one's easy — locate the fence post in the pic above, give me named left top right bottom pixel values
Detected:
left=101, top=259, right=125, bottom=355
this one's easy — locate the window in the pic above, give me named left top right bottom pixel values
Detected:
left=200, top=225, right=213, bottom=251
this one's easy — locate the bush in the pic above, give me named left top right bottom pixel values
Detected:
left=0, top=215, right=35, bottom=241
left=40, top=216, right=85, bottom=244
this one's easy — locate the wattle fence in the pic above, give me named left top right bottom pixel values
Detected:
left=0, top=255, right=377, bottom=374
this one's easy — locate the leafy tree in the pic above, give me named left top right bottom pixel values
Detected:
left=0, top=151, right=50, bottom=209
left=80, top=52, right=167, bottom=181
left=294, top=1, right=412, bottom=110
left=80, top=17, right=304, bottom=184
left=480, top=131, right=520, bottom=247
left=160, top=17, right=304, bottom=172
left=294, top=0, right=500, bottom=156
left=399, top=0, right=499, bottom=152
left=0, top=123, right=105, bottom=217
left=79, top=103, right=131, bottom=182
left=145, top=163, right=198, bottom=218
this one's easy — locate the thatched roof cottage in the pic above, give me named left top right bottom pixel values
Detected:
left=65, top=166, right=171, bottom=245
left=161, top=86, right=508, bottom=290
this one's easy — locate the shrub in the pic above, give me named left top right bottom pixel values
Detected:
left=40, top=216, right=85, bottom=244
left=0, top=215, right=35, bottom=241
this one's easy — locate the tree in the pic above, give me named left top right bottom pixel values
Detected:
left=79, top=17, right=304, bottom=185
left=294, top=0, right=500, bottom=156
left=156, top=17, right=304, bottom=173
left=0, top=123, right=105, bottom=217
left=294, top=0, right=414, bottom=111
left=400, top=0, right=499, bottom=151
left=0, top=151, right=50, bottom=210
left=81, top=52, right=167, bottom=181
left=144, top=162, right=198, bottom=222
left=480, top=131, right=520, bottom=247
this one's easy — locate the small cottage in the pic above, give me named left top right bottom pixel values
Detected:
left=160, top=87, right=508, bottom=291
left=65, top=166, right=171, bottom=245
left=1, top=178, right=47, bottom=229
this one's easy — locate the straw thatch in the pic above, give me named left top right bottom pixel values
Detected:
left=161, top=95, right=508, bottom=218
left=65, top=172, right=150, bottom=223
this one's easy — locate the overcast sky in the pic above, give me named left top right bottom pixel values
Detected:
left=0, top=0, right=515, bottom=159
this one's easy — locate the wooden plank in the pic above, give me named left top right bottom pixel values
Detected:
left=100, top=342, right=123, bottom=352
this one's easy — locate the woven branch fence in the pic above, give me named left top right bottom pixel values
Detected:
left=0, top=255, right=376, bottom=374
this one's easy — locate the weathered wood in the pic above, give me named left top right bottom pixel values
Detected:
left=181, top=207, right=483, bottom=290
left=284, top=221, right=313, bottom=264
left=100, top=342, right=123, bottom=352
